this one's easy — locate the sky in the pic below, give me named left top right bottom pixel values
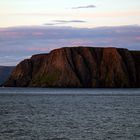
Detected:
left=0, top=0, right=140, bottom=27
left=0, top=0, right=140, bottom=65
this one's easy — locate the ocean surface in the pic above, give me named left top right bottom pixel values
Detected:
left=0, top=88, right=140, bottom=140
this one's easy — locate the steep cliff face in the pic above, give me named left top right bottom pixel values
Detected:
left=4, top=47, right=140, bottom=87
left=131, top=51, right=140, bottom=87
left=0, top=66, right=15, bottom=84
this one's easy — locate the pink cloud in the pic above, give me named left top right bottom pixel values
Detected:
left=1, top=31, right=24, bottom=37
left=32, top=32, right=44, bottom=36
left=135, top=37, right=140, bottom=41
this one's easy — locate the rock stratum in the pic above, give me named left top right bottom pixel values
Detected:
left=4, top=47, right=140, bottom=88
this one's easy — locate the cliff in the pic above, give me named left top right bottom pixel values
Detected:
left=0, top=66, right=15, bottom=85
left=4, top=47, right=140, bottom=88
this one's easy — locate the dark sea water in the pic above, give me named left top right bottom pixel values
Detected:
left=0, top=88, right=140, bottom=140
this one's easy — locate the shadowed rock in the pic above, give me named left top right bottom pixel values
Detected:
left=0, top=66, right=15, bottom=85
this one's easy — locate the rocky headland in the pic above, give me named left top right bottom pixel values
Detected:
left=4, top=47, right=140, bottom=88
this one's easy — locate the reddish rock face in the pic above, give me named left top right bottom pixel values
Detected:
left=4, top=47, right=140, bottom=87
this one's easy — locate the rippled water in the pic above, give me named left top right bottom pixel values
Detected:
left=0, top=88, right=140, bottom=140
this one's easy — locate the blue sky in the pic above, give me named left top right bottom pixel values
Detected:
left=0, top=0, right=140, bottom=65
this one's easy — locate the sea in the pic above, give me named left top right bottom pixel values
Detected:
left=0, top=88, right=140, bottom=140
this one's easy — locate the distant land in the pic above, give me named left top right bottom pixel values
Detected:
left=0, top=66, right=15, bottom=85
left=3, top=47, right=140, bottom=88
